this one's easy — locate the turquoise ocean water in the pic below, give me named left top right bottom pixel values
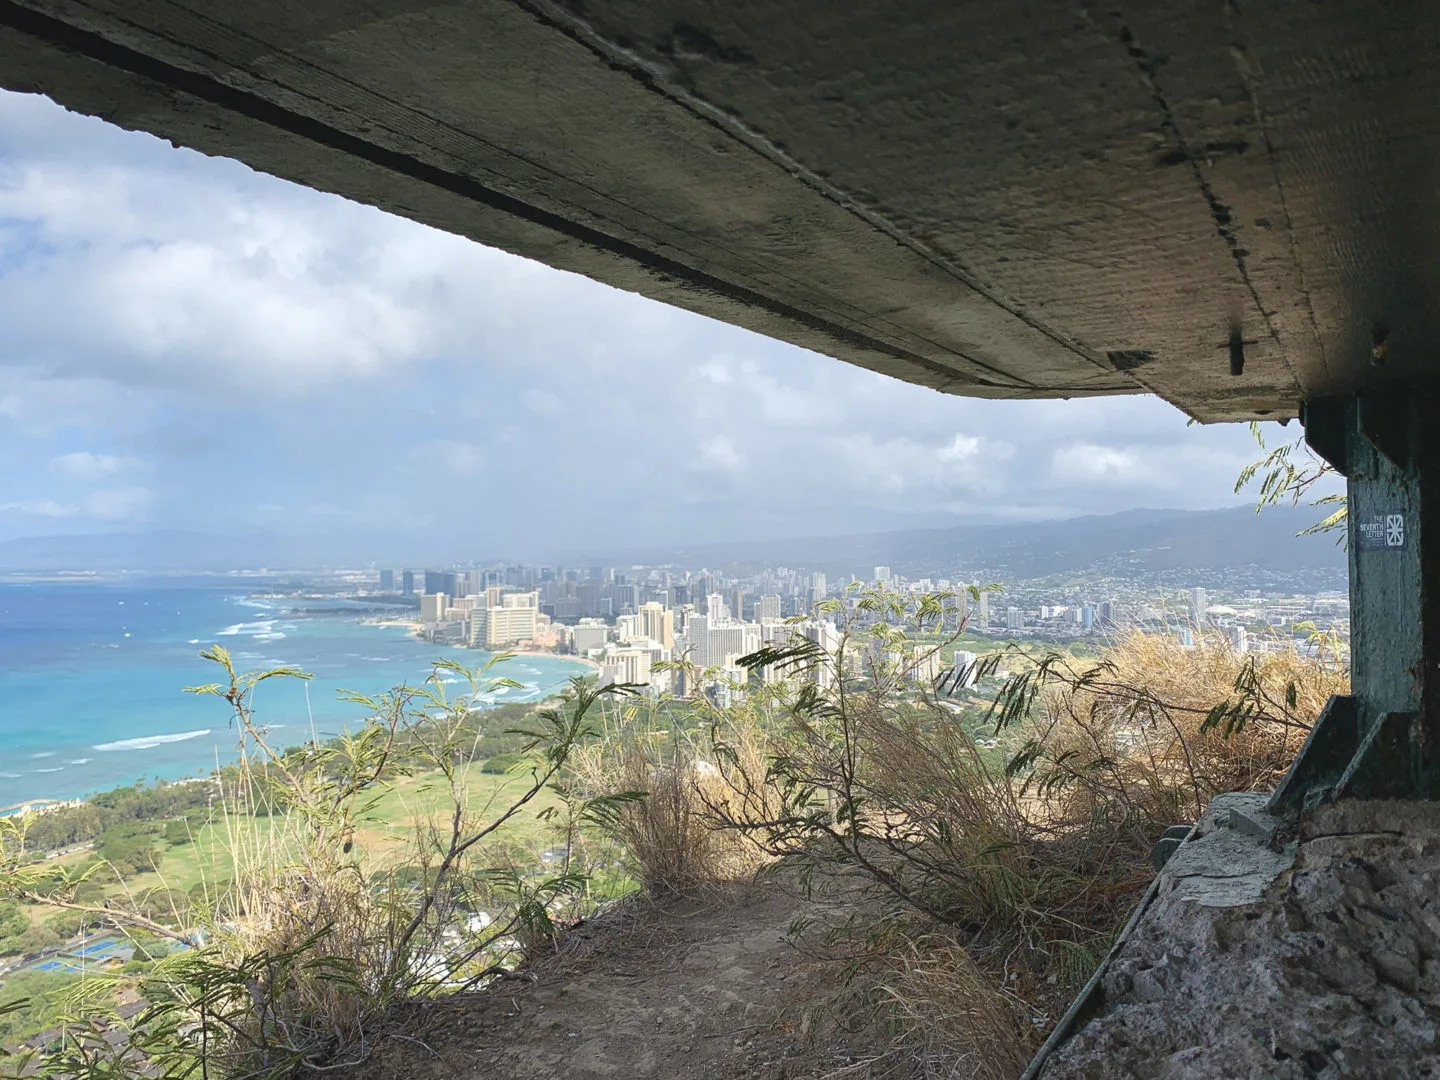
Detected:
left=0, top=578, right=590, bottom=807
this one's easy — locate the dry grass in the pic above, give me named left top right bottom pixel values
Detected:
left=597, top=618, right=1348, bottom=1075
left=877, top=934, right=1037, bottom=1080
left=574, top=719, right=772, bottom=895
left=1018, top=629, right=1347, bottom=828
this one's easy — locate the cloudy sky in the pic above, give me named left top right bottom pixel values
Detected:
left=0, top=89, right=1306, bottom=563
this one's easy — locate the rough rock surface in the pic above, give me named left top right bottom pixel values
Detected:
left=1041, top=798, right=1440, bottom=1079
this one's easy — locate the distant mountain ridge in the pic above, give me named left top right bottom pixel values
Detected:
left=0, top=505, right=1346, bottom=581
left=592, top=505, right=1346, bottom=581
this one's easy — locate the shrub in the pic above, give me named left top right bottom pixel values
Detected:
left=686, top=585, right=1345, bottom=1035
left=0, top=651, right=637, bottom=1076
left=480, top=751, right=525, bottom=774
left=161, top=819, right=192, bottom=846
left=575, top=712, right=771, bottom=895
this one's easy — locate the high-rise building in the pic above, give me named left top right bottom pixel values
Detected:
left=1190, top=587, right=1208, bottom=624
left=810, top=572, right=827, bottom=606
left=402, top=570, right=414, bottom=597
left=706, top=592, right=726, bottom=621
left=571, top=619, right=610, bottom=654
left=424, top=571, right=445, bottom=595
left=1228, top=625, right=1249, bottom=654
left=708, top=621, right=761, bottom=669
left=469, top=591, right=539, bottom=648
left=757, top=594, right=782, bottom=621
left=950, top=650, right=979, bottom=690
left=576, top=581, right=604, bottom=617
left=638, top=601, right=675, bottom=649
left=874, top=566, right=892, bottom=584
left=420, top=593, right=448, bottom=622
left=683, top=614, right=708, bottom=664
left=1081, top=605, right=1096, bottom=631
left=379, top=569, right=394, bottom=591
left=599, top=648, right=652, bottom=687
left=1005, top=606, right=1024, bottom=631
left=976, top=590, right=990, bottom=627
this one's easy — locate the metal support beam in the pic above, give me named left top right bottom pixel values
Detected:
left=1271, top=388, right=1440, bottom=811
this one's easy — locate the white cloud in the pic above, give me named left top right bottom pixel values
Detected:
left=521, top=389, right=561, bottom=416
left=837, top=433, right=1011, bottom=496
left=0, top=497, right=74, bottom=517
left=1051, top=443, right=1154, bottom=484
left=697, top=361, right=731, bottom=385
left=937, top=434, right=981, bottom=462
left=425, top=439, right=488, bottom=476
left=50, top=451, right=135, bottom=478
left=84, top=486, right=151, bottom=520
left=697, top=436, right=743, bottom=472
left=0, top=486, right=149, bottom=520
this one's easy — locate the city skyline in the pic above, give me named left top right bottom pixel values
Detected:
left=388, top=552, right=1348, bottom=701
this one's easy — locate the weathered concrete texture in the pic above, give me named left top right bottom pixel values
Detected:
left=0, top=1, right=1436, bottom=419
left=1041, top=798, right=1440, bottom=1079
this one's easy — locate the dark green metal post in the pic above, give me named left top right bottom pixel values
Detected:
left=1270, top=388, right=1440, bottom=811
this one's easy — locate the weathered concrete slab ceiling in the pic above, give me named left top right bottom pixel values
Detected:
left=0, top=0, right=1431, bottom=421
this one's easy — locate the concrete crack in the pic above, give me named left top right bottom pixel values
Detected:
left=1103, top=6, right=1296, bottom=385
left=506, top=0, right=1140, bottom=392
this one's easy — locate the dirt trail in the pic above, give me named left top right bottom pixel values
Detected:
left=355, top=880, right=900, bottom=1080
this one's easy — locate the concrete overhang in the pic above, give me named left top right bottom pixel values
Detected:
left=0, top=0, right=1432, bottom=422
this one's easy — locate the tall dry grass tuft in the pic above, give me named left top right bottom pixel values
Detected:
left=878, top=934, right=1038, bottom=1080
left=575, top=708, right=772, bottom=895
left=1010, top=628, right=1348, bottom=830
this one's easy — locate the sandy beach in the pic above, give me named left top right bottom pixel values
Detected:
left=362, top=619, right=599, bottom=671
left=371, top=617, right=421, bottom=628
left=505, top=648, right=600, bottom=671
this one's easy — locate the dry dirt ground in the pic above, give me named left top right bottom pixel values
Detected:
left=352, top=878, right=909, bottom=1080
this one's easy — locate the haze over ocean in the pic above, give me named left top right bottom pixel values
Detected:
left=0, top=579, right=590, bottom=806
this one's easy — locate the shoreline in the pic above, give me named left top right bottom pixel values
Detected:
left=368, top=618, right=422, bottom=632
left=4, top=597, right=597, bottom=808
left=364, top=621, right=597, bottom=671
left=502, top=648, right=600, bottom=672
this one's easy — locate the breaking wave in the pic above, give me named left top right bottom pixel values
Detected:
left=94, top=729, right=212, bottom=752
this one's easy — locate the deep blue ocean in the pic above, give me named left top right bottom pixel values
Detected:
left=0, top=578, right=590, bottom=806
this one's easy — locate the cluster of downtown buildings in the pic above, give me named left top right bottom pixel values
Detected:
left=370, top=564, right=1348, bottom=699
left=375, top=564, right=984, bottom=700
